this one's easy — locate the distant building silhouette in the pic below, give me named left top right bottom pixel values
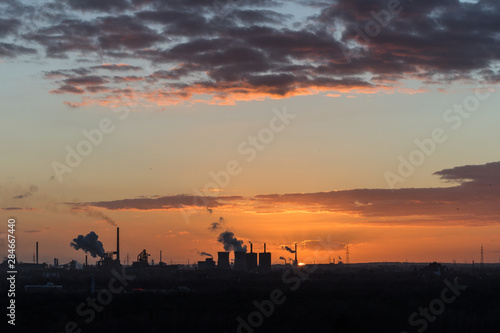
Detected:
left=259, top=243, right=271, bottom=271
left=246, top=243, right=258, bottom=270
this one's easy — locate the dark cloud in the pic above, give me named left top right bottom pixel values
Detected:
left=433, top=161, right=500, bottom=185
left=50, top=85, right=86, bottom=94
left=67, top=0, right=132, bottom=12
left=229, top=9, right=291, bottom=24
left=80, top=195, right=243, bottom=210
left=0, top=42, right=36, bottom=57
left=96, top=15, right=166, bottom=50
left=3, top=0, right=497, bottom=105
left=92, top=64, right=142, bottom=71
left=0, top=18, right=20, bottom=37
left=64, top=75, right=108, bottom=85
left=44, top=68, right=93, bottom=78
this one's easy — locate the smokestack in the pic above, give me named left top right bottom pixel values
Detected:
left=86, top=255, right=88, bottom=267
left=116, top=227, right=120, bottom=263
left=295, top=243, right=297, bottom=265
left=264, top=243, right=266, bottom=253
left=36, top=242, right=38, bottom=264
left=160, top=250, right=162, bottom=264
left=250, top=243, right=253, bottom=253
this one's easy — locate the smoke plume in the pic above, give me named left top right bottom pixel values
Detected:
left=282, top=245, right=296, bottom=253
left=82, top=209, right=116, bottom=226
left=209, top=217, right=225, bottom=231
left=70, top=231, right=106, bottom=258
left=199, top=251, right=213, bottom=258
left=217, top=231, right=247, bottom=252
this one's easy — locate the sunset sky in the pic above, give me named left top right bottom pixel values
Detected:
left=2, top=0, right=500, bottom=265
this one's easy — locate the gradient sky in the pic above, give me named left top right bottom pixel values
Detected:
left=2, top=0, right=500, bottom=265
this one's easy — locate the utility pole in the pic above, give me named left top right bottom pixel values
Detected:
left=346, top=243, right=350, bottom=264
left=481, top=244, right=484, bottom=271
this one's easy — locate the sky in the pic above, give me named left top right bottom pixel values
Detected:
left=1, top=0, right=500, bottom=265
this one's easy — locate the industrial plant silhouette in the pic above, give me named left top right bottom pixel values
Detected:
left=2, top=227, right=500, bottom=333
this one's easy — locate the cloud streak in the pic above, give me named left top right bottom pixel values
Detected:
left=76, top=161, right=500, bottom=227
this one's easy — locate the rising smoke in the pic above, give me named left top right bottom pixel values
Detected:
left=217, top=231, right=247, bottom=252
left=199, top=251, right=213, bottom=258
left=80, top=208, right=116, bottom=226
left=70, top=231, right=105, bottom=258
left=282, top=245, right=296, bottom=253
left=209, top=217, right=225, bottom=231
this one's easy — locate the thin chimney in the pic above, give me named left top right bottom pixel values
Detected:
left=36, top=242, right=39, bottom=264
left=295, top=243, right=297, bottom=264
left=116, top=227, right=120, bottom=263
left=264, top=243, right=266, bottom=253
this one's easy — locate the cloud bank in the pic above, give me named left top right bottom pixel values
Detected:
left=1, top=0, right=499, bottom=107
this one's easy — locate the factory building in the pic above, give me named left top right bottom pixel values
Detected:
left=198, top=257, right=216, bottom=270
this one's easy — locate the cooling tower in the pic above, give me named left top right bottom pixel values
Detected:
left=218, top=251, right=230, bottom=269
left=246, top=253, right=258, bottom=270
left=234, top=251, right=247, bottom=271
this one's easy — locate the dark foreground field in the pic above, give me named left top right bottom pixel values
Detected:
left=4, top=266, right=500, bottom=333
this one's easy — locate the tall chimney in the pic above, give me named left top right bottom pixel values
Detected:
left=160, top=250, right=162, bottom=264
left=295, top=243, right=297, bottom=264
left=116, top=227, right=120, bottom=263
left=86, top=255, right=88, bottom=267
left=264, top=243, right=266, bottom=253
left=36, top=242, right=39, bottom=264
left=250, top=243, right=253, bottom=253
